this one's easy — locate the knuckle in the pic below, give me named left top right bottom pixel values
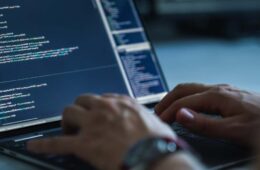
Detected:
left=209, top=86, right=228, bottom=96
left=174, top=83, right=187, bottom=91
left=216, top=84, right=238, bottom=92
left=100, top=98, right=113, bottom=105
left=75, top=95, right=86, bottom=104
left=75, top=94, right=99, bottom=103
left=120, top=95, right=135, bottom=104
left=174, top=83, right=199, bottom=92
left=99, top=98, right=116, bottom=111
left=63, top=105, right=75, bottom=115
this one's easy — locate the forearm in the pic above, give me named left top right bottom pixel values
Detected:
left=152, top=152, right=205, bottom=170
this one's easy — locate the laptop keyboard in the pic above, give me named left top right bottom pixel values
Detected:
left=172, top=123, right=251, bottom=168
left=0, top=123, right=251, bottom=170
left=1, top=128, right=95, bottom=170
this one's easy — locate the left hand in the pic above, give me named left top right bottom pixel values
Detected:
left=155, top=83, right=260, bottom=146
left=27, top=94, right=176, bottom=170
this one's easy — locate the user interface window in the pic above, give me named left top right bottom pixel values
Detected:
left=0, top=0, right=167, bottom=131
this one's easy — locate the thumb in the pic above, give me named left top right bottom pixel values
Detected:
left=176, top=108, right=228, bottom=138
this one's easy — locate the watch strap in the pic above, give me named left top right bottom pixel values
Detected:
left=121, top=136, right=191, bottom=170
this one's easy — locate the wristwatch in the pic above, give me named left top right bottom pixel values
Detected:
left=121, top=137, right=189, bottom=170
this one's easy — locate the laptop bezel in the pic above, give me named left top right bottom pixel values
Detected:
left=0, top=0, right=170, bottom=138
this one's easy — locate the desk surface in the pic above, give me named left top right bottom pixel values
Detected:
left=1, top=38, right=260, bottom=169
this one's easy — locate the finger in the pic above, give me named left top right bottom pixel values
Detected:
left=102, top=94, right=132, bottom=105
left=74, top=94, right=101, bottom=109
left=160, top=91, right=224, bottom=123
left=102, top=94, right=134, bottom=104
left=176, top=108, right=232, bottom=139
left=155, top=83, right=212, bottom=115
left=62, top=105, right=86, bottom=134
left=27, top=136, right=77, bottom=155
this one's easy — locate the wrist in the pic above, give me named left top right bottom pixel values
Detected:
left=152, top=151, right=205, bottom=170
left=121, top=136, right=190, bottom=170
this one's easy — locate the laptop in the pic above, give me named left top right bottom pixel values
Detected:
left=0, top=0, right=251, bottom=169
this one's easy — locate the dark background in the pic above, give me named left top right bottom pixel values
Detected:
left=136, top=0, right=260, bottom=41
left=135, top=0, right=260, bottom=92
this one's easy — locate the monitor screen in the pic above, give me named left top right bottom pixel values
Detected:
left=0, top=0, right=168, bottom=132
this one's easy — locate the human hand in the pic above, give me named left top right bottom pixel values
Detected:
left=155, top=83, right=260, bottom=146
left=27, top=94, right=176, bottom=170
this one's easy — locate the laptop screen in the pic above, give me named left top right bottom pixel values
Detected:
left=0, top=0, right=168, bottom=132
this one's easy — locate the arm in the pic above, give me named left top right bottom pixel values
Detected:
left=152, top=152, right=205, bottom=170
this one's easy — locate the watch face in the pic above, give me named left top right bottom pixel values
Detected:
left=165, top=142, right=178, bottom=152
left=125, top=138, right=178, bottom=168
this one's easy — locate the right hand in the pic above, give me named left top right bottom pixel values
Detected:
left=28, top=94, right=177, bottom=170
left=155, top=83, right=260, bottom=146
